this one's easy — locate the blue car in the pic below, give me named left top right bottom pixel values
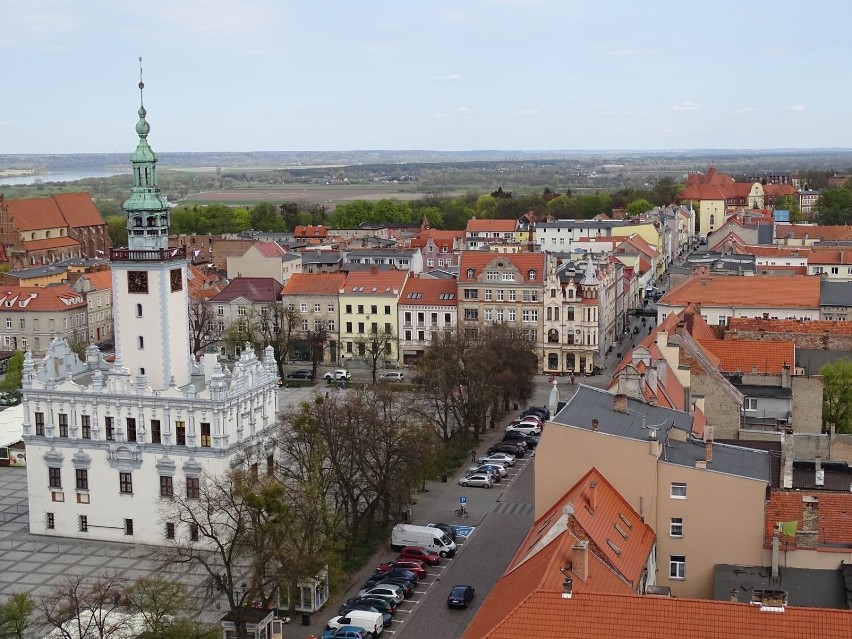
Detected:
left=447, top=584, right=475, bottom=609
left=321, top=626, right=368, bottom=639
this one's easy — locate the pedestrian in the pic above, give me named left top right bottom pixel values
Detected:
left=470, top=450, right=476, bottom=462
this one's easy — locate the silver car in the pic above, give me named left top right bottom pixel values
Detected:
left=380, top=371, right=405, bottom=382
left=468, top=463, right=507, bottom=477
left=459, top=473, right=493, bottom=489
left=357, top=584, right=405, bottom=604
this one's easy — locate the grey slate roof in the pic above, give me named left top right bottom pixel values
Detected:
left=663, top=438, right=771, bottom=482
left=797, top=349, right=852, bottom=376
left=821, top=280, right=852, bottom=307
left=733, top=384, right=792, bottom=399
left=714, top=564, right=848, bottom=609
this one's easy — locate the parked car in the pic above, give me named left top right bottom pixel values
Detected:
left=357, top=584, right=405, bottom=604
left=468, top=463, right=508, bottom=478
left=505, top=422, right=542, bottom=436
left=321, top=626, right=369, bottom=639
left=340, top=596, right=396, bottom=616
left=503, top=431, right=539, bottom=448
left=520, top=406, right=549, bottom=420
left=511, top=414, right=543, bottom=426
left=364, top=576, right=414, bottom=597
left=459, top=473, right=492, bottom=489
left=425, top=523, right=456, bottom=542
left=488, top=443, right=526, bottom=457
left=447, top=584, right=476, bottom=609
left=325, top=610, right=384, bottom=636
left=478, top=453, right=515, bottom=467
left=377, top=560, right=428, bottom=578
left=335, top=604, right=392, bottom=628
left=368, top=566, right=419, bottom=585
left=324, top=369, right=351, bottom=380
left=467, top=465, right=503, bottom=482
left=379, top=371, right=404, bottom=382
left=286, top=369, right=314, bottom=379
left=397, top=546, right=441, bottom=565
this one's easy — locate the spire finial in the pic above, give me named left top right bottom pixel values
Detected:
left=138, top=56, right=144, bottom=107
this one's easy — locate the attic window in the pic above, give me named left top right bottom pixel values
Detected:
left=614, top=523, right=629, bottom=540
left=606, top=539, right=622, bottom=556
left=537, top=514, right=555, bottom=533
left=618, top=513, right=633, bottom=529
left=466, top=268, right=474, bottom=278
left=372, top=287, right=378, bottom=292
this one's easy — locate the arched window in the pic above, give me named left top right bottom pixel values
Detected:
left=568, top=289, right=574, bottom=298
left=528, top=269, right=537, bottom=280
left=547, top=353, right=558, bottom=369
left=45, top=230, right=51, bottom=238
left=546, top=307, right=552, bottom=321
left=554, top=307, right=560, bottom=321
left=550, top=288, right=557, bottom=298
left=547, top=328, right=559, bottom=343
left=466, top=268, right=474, bottom=279
left=134, top=217, right=143, bottom=227
left=709, top=214, right=715, bottom=227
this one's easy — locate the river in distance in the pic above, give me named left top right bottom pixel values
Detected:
left=0, top=169, right=130, bottom=186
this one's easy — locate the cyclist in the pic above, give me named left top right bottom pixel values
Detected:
left=455, top=503, right=468, bottom=518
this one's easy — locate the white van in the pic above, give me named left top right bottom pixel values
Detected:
left=391, top=523, right=457, bottom=557
left=327, top=609, right=384, bottom=636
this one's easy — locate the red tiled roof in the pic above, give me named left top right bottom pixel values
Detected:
left=187, top=264, right=222, bottom=301
left=736, top=245, right=811, bottom=258
left=727, top=318, right=852, bottom=336
left=765, top=490, right=852, bottom=549
left=22, top=237, right=80, bottom=251
left=775, top=224, right=852, bottom=242
left=764, top=183, right=797, bottom=197
left=659, top=274, right=820, bottom=309
left=463, top=591, right=852, bottom=639
left=0, top=285, right=86, bottom=311
left=399, top=276, right=457, bottom=306
left=52, top=192, right=106, bottom=227
left=293, top=225, right=328, bottom=238
left=410, top=229, right=464, bottom=250
left=211, top=277, right=282, bottom=303
left=699, top=339, right=794, bottom=374
left=342, top=270, right=408, bottom=295
left=281, top=272, right=347, bottom=296
left=684, top=167, right=735, bottom=187
left=679, top=183, right=728, bottom=201
left=458, top=252, right=545, bottom=284
left=466, top=218, right=517, bottom=233
left=78, top=269, right=112, bottom=291
left=808, top=249, right=852, bottom=265
left=3, top=192, right=105, bottom=232
left=252, top=242, right=287, bottom=258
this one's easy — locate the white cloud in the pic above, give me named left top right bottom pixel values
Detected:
left=671, top=101, right=700, bottom=112
left=457, top=106, right=470, bottom=113
left=0, top=120, right=14, bottom=126
left=517, top=109, right=539, bottom=116
left=432, top=74, right=462, bottom=81
left=733, top=107, right=758, bottom=115
left=787, top=104, right=806, bottom=111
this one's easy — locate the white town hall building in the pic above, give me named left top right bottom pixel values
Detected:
left=21, top=79, right=279, bottom=545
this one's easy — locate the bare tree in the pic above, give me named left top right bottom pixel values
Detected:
left=304, top=322, right=331, bottom=380
left=355, top=326, right=398, bottom=383
left=254, top=305, right=301, bottom=379
left=124, top=576, right=186, bottom=638
left=41, top=574, right=128, bottom=639
left=188, top=301, right=220, bottom=357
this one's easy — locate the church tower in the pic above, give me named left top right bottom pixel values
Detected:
left=110, top=60, right=190, bottom=390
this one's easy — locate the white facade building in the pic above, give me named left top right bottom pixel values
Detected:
left=21, top=80, right=279, bottom=546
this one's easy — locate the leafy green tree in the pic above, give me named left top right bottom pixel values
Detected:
left=649, top=177, right=681, bottom=205
left=419, top=206, right=443, bottom=228
left=330, top=201, right=373, bottom=228
left=627, top=199, right=653, bottom=217
left=124, top=577, right=186, bottom=639
left=773, top=194, right=801, bottom=222
left=474, top=195, right=498, bottom=219
left=815, top=188, right=852, bottom=226
left=0, top=352, right=24, bottom=392
left=545, top=194, right=576, bottom=218
left=821, top=359, right=852, bottom=434
left=0, top=593, right=34, bottom=639
left=106, top=215, right=128, bottom=248
left=250, top=203, right=285, bottom=232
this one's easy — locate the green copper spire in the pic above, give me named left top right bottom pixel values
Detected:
left=122, top=57, right=171, bottom=251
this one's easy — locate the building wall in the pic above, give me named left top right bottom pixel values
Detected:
left=398, top=305, right=457, bottom=361
left=0, top=307, right=87, bottom=354
left=658, top=303, right=820, bottom=326
left=339, top=294, right=401, bottom=364
left=283, top=294, right=339, bottom=363
left=697, top=200, right=725, bottom=237
left=689, top=372, right=742, bottom=439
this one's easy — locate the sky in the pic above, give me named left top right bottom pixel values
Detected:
left=3, top=0, right=852, bottom=154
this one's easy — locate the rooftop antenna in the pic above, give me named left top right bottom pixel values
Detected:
left=138, top=56, right=145, bottom=107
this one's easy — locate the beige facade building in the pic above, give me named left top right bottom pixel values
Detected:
left=72, top=268, right=113, bottom=345
left=226, top=242, right=302, bottom=284
left=281, top=272, right=346, bottom=364
left=535, top=386, right=771, bottom=599
left=0, top=285, right=88, bottom=354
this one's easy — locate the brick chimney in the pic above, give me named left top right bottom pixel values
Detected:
left=613, top=394, right=628, bottom=414
left=705, top=426, right=714, bottom=464
left=588, top=481, right=598, bottom=512
left=572, top=540, right=589, bottom=581
left=782, top=427, right=794, bottom=489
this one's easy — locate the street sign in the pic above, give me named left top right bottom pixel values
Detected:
left=459, top=496, right=467, bottom=504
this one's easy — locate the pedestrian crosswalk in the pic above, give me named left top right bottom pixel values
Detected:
left=492, top=502, right=534, bottom=516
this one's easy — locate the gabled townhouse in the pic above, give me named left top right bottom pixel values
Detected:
left=457, top=252, right=545, bottom=351
left=71, top=268, right=113, bottom=345
left=657, top=270, right=821, bottom=326
left=397, top=276, right=458, bottom=365
left=0, top=285, right=88, bottom=354
left=536, top=385, right=771, bottom=598
left=409, top=229, right=464, bottom=272
left=463, top=467, right=656, bottom=639
left=209, top=277, right=282, bottom=356
left=226, top=241, right=302, bottom=284
left=280, top=272, right=346, bottom=364
left=464, top=218, right=517, bottom=250
left=338, top=268, right=408, bottom=366
left=542, top=255, right=618, bottom=375
left=679, top=167, right=766, bottom=237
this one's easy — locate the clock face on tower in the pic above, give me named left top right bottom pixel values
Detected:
left=127, top=270, right=149, bottom=294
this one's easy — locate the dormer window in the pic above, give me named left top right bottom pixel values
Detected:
left=466, top=268, right=474, bottom=279
left=528, top=269, right=537, bottom=281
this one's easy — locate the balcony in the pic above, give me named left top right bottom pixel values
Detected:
left=111, top=247, right=187, bottom=262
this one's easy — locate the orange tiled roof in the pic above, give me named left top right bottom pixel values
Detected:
left=0, top=285, right=85, bottom=311
left=618, top=234, right=658, bottom=259
left=293, top=225, right=328, bottom=238
left=659, top=274, right=820, bottom=309
left=462, top=591, right=852, bottom=639
left=699, top=339, right=794, bottom=374
left=764, top=183, right=797, bottom=197
left=808, top=249, right=852, bottom=265
left=775, top=224, right=852, bottom=242
left=79, top=269, right=112, bottom=291
left=466, top=218, right=517, bottom=233
left=410, top=229, right=465, bottom=251
left=399, top=276, right=457, bottom=306
left=281, top=272, right=347, bottom=296
left=22, top=237, right=80, bottom=251
left=727, top=318, right=852, bottom=336
left=341, top=270, right=408, bottom=295
left=4, top=196, right=67, bottom=231
left=252, top=242, right=287, bottom=258
left=458, top=252, right=545, bottom=283
left=52, top=192, right=106, bottom=227
left=679, top=183, right=728, bottom=201
left=765, top=490, right=852, bottom=549
left=736, top=245, right=811, bottom=258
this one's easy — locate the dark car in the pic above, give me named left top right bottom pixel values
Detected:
left=503, top=431, right=539, bottom=448
left=447, top=584, right=475, bottom=609
left=377, top=560, right=428, bottom=578
left=427, top=522, right=457, bottom=542
left=286, top=369, right=314, bottom=379
left=336, top=604, right=393, bottom=628
left=340, top=596, right=396, bottom=616
left=520, top=406, right=549, bottom=420
left=368, top=567, right=419, bottom=585
left=488, top=443, right=526, bottom=458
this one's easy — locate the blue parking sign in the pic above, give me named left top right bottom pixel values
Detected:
left=459, top=496, right=467, bottom=504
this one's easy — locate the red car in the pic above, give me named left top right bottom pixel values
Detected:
left=397, top=546, right=441, bottom=566
left=377, top=560, right=427, bottom=579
